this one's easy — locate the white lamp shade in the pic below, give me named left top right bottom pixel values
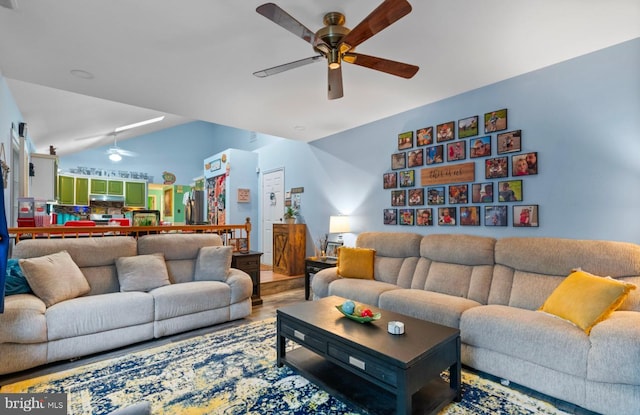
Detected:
left=329, top=216, right=351, bottom=233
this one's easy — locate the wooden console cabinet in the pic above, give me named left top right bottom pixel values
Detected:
left=273, top=224, right=306, bottom=276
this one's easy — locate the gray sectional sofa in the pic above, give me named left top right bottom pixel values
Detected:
left=0, top=233, right=253, bottom=375
left=311, top=232, right=640, bottom=415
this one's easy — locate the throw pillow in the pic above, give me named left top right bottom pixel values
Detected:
left=194, top=246, right=233, bottom=281
left=5, top=258, right=32, bottom=295
left=116, top=253, right=171, bottom=292
left=19, top=250, right=90, bottom=307
left=337, top=247, right=375, bottom=280
left=539, top=269, right=636, bottom=334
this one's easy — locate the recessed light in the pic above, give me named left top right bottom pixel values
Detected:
left=293, top=125, right=305, bottom=131
left=70, top=69, right=94, bottom=80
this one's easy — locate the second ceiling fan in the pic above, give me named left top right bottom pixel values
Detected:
left=254, top=0, right=419, bottom=100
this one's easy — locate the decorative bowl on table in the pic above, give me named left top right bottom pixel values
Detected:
left=335, top=304, right=381, bottom=323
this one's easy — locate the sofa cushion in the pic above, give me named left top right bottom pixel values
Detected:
left=5, top=258, right=32, bottom=295
left=116, top=253, right=171, bottom=292
left=151, top=281, right=230, bottom=320
left=19, top=250, right=90, bottom=307
left=328, top=278, right=399, bottom=307
left=337, top=247, right=375, bottom=279
left=539, top=269, right=636, bottom=334
left=194, top=246, right=232, bottom=281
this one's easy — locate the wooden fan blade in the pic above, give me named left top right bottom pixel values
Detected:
left=343, top=52, right=418, bottom=78
left=328, top=66, right=344, bottom=100
left=256, top=3, right=330, bottom=52
left=253, top=55, right=323, bottom=78
left=339, top=0, right=412, bottom=53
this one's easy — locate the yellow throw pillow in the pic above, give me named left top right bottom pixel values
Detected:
left=539, top=269, right=636, bottom=334
left=337, top=247, right=375, bottom=280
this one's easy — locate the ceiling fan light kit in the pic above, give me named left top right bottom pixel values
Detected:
left=255, top=0, right=419, bottom=99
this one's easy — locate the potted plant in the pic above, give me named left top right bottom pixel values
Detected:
left=283, top=206, right=298, bottom=224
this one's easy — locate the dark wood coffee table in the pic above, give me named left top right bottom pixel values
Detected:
left=276, top=295, right=461, bottom=415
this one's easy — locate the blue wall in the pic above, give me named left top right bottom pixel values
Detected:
left=3, top=38, right=639, bottom=254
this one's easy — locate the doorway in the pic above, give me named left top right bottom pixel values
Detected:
left=262, top=168, right=284, bottom=265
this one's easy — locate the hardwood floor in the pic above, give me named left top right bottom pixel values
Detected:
left=0, top=287, right=305, bottom=386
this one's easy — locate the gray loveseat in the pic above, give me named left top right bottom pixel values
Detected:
left=0, top=233, right=253, bottom=375
left=311, top=232, right=640, bottom=415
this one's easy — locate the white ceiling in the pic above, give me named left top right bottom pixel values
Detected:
left=1, top=0, right=639, bottom=156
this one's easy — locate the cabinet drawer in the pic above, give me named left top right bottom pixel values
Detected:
left=328, top=343, right=397, bottom=387
left=280, top=322, right=326, bottom=354
left=234, top=258, right=259, bottom=268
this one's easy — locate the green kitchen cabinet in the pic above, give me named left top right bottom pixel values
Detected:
left=91, top=179, right=107, bottom=194
left=75, top=177, right=89, bottom=205
left=107, top=180, right=124, bottom=195
left=58, top=175, right=75, bottom=205
left=125, top=181, right=146, bottom=207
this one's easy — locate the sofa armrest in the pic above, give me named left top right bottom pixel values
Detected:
left=226, top=268, right=253, bottom=303
left=311, top=267, right=340, bottom=299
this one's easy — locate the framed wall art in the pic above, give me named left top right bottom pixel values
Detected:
left=470, top=136, right=491, bottom=158
left=391, top=190, right=406, bottom=206
left=383, top=209, right=398, bottom=225
left=408, top=188, right=424, bottom=206
left=436, top=121, right=455, bottom=142
left=512, top=152, right=537, bottom=176
left=427, top=186, right=445, bottom=205
left=399, top=209, right=415, bottom=225
left=513, top=205, right=539, bottom=227
left=416, top=208, right=433, bottom=226
left=416, top=127, right=433, bottom=146
left=391, top=152, right=406, bottom=170
left=448, top=184, right=468, bottom=204
left=485, top=206, right=508, bottom=226
left=497, top=130, right=522, bottom=154
left=398, top=131, right=414, bottom=150
left=399, top=170, right=415, bottom=187
left=383, top=172, right=398, bottom=189
left=484, top=108, right=508, bottom=133
left=437, top=207, right=456, bottom=225
left=472, top=182, right=494, bottom=203
left=458, top=115, right=479, bottom=138
left=498, top=180, right=523, bottom=202
left=326, top=241, right=343, bottom=259
left=460, top=206, right=481, bottom=226
left=407, top=148, right=424, bottom=167
left=485, top=157, right=508, bottom=179
left=426, top=145, right=444, bottom=164
left=447, top=141, right=466, bottom=162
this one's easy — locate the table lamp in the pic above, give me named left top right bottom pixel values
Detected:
left=329, top=215, right=351, bottom=242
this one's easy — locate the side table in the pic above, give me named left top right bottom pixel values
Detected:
left=305, top=257, right=337, bottom=300
left=232, top=251, right=263, bottom=306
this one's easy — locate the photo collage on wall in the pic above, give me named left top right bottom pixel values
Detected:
left=384, top=108, right=539, bottom=227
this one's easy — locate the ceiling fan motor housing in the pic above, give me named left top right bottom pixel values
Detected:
left=315, top=12, right=349, bottom=49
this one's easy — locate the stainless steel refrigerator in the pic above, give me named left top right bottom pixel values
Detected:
left=185, top=190, right=206, bottom=225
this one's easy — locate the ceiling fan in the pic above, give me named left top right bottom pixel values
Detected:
left=106, top=133, right=136, bottom=162
left=254, top=0, right=419, bottom=99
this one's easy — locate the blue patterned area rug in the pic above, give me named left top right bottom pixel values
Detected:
left=1, top=319, right=570, bottom=415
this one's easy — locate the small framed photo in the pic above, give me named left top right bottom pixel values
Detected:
left=399, top=170, right=415, bottom=187
left=438, top=207, right=456, bottom=225
left=398, top=131, right=414, bottom=150
left=407, top=148, right=424, bottom=167
left=408, top=188, right=424, bottom=206
left=399, top=209, right=415, bottom=225
left=416, top=208, right=433, bottom=226
left=512, top=152, right=538, bottom=176
left=448, top=184, right=469, bottom=204
left=383, top=208, right=398, bottom=225
left=458, top=115, right=479, bottom=138
left=391, top=190, right=406, bottom=206
left=326, top=241, right=343, bottom=259
left=436, top=121, right=455, bottom=142
left=484, top=108, right=508, bottom=133
left=228, top=238, right=248, bottom=253
left=460, top=206, right=481, bottom=226
left=383, top=172, right=397, bottom=189
left=497, top=130, right=522, bottom=154
left=485, top=206, right=508, bottom=226
left=470, top=136, right=491, bottom=158
left=498, top=180, right=523, bottom=202
left=427, top=186, right=446, bottom=205
left=416, top=127, right=433, bottom=146
left=426, top=145, right=444, bottom=165
left=447, top=141, right=466, bottom=162
left=485, top=156, right=508, bottom=179
left=391, top=152, right=406, bottom=170
left=513, top=205, right=539, bottom=227
left=472, top=182, right=494, bottom=203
